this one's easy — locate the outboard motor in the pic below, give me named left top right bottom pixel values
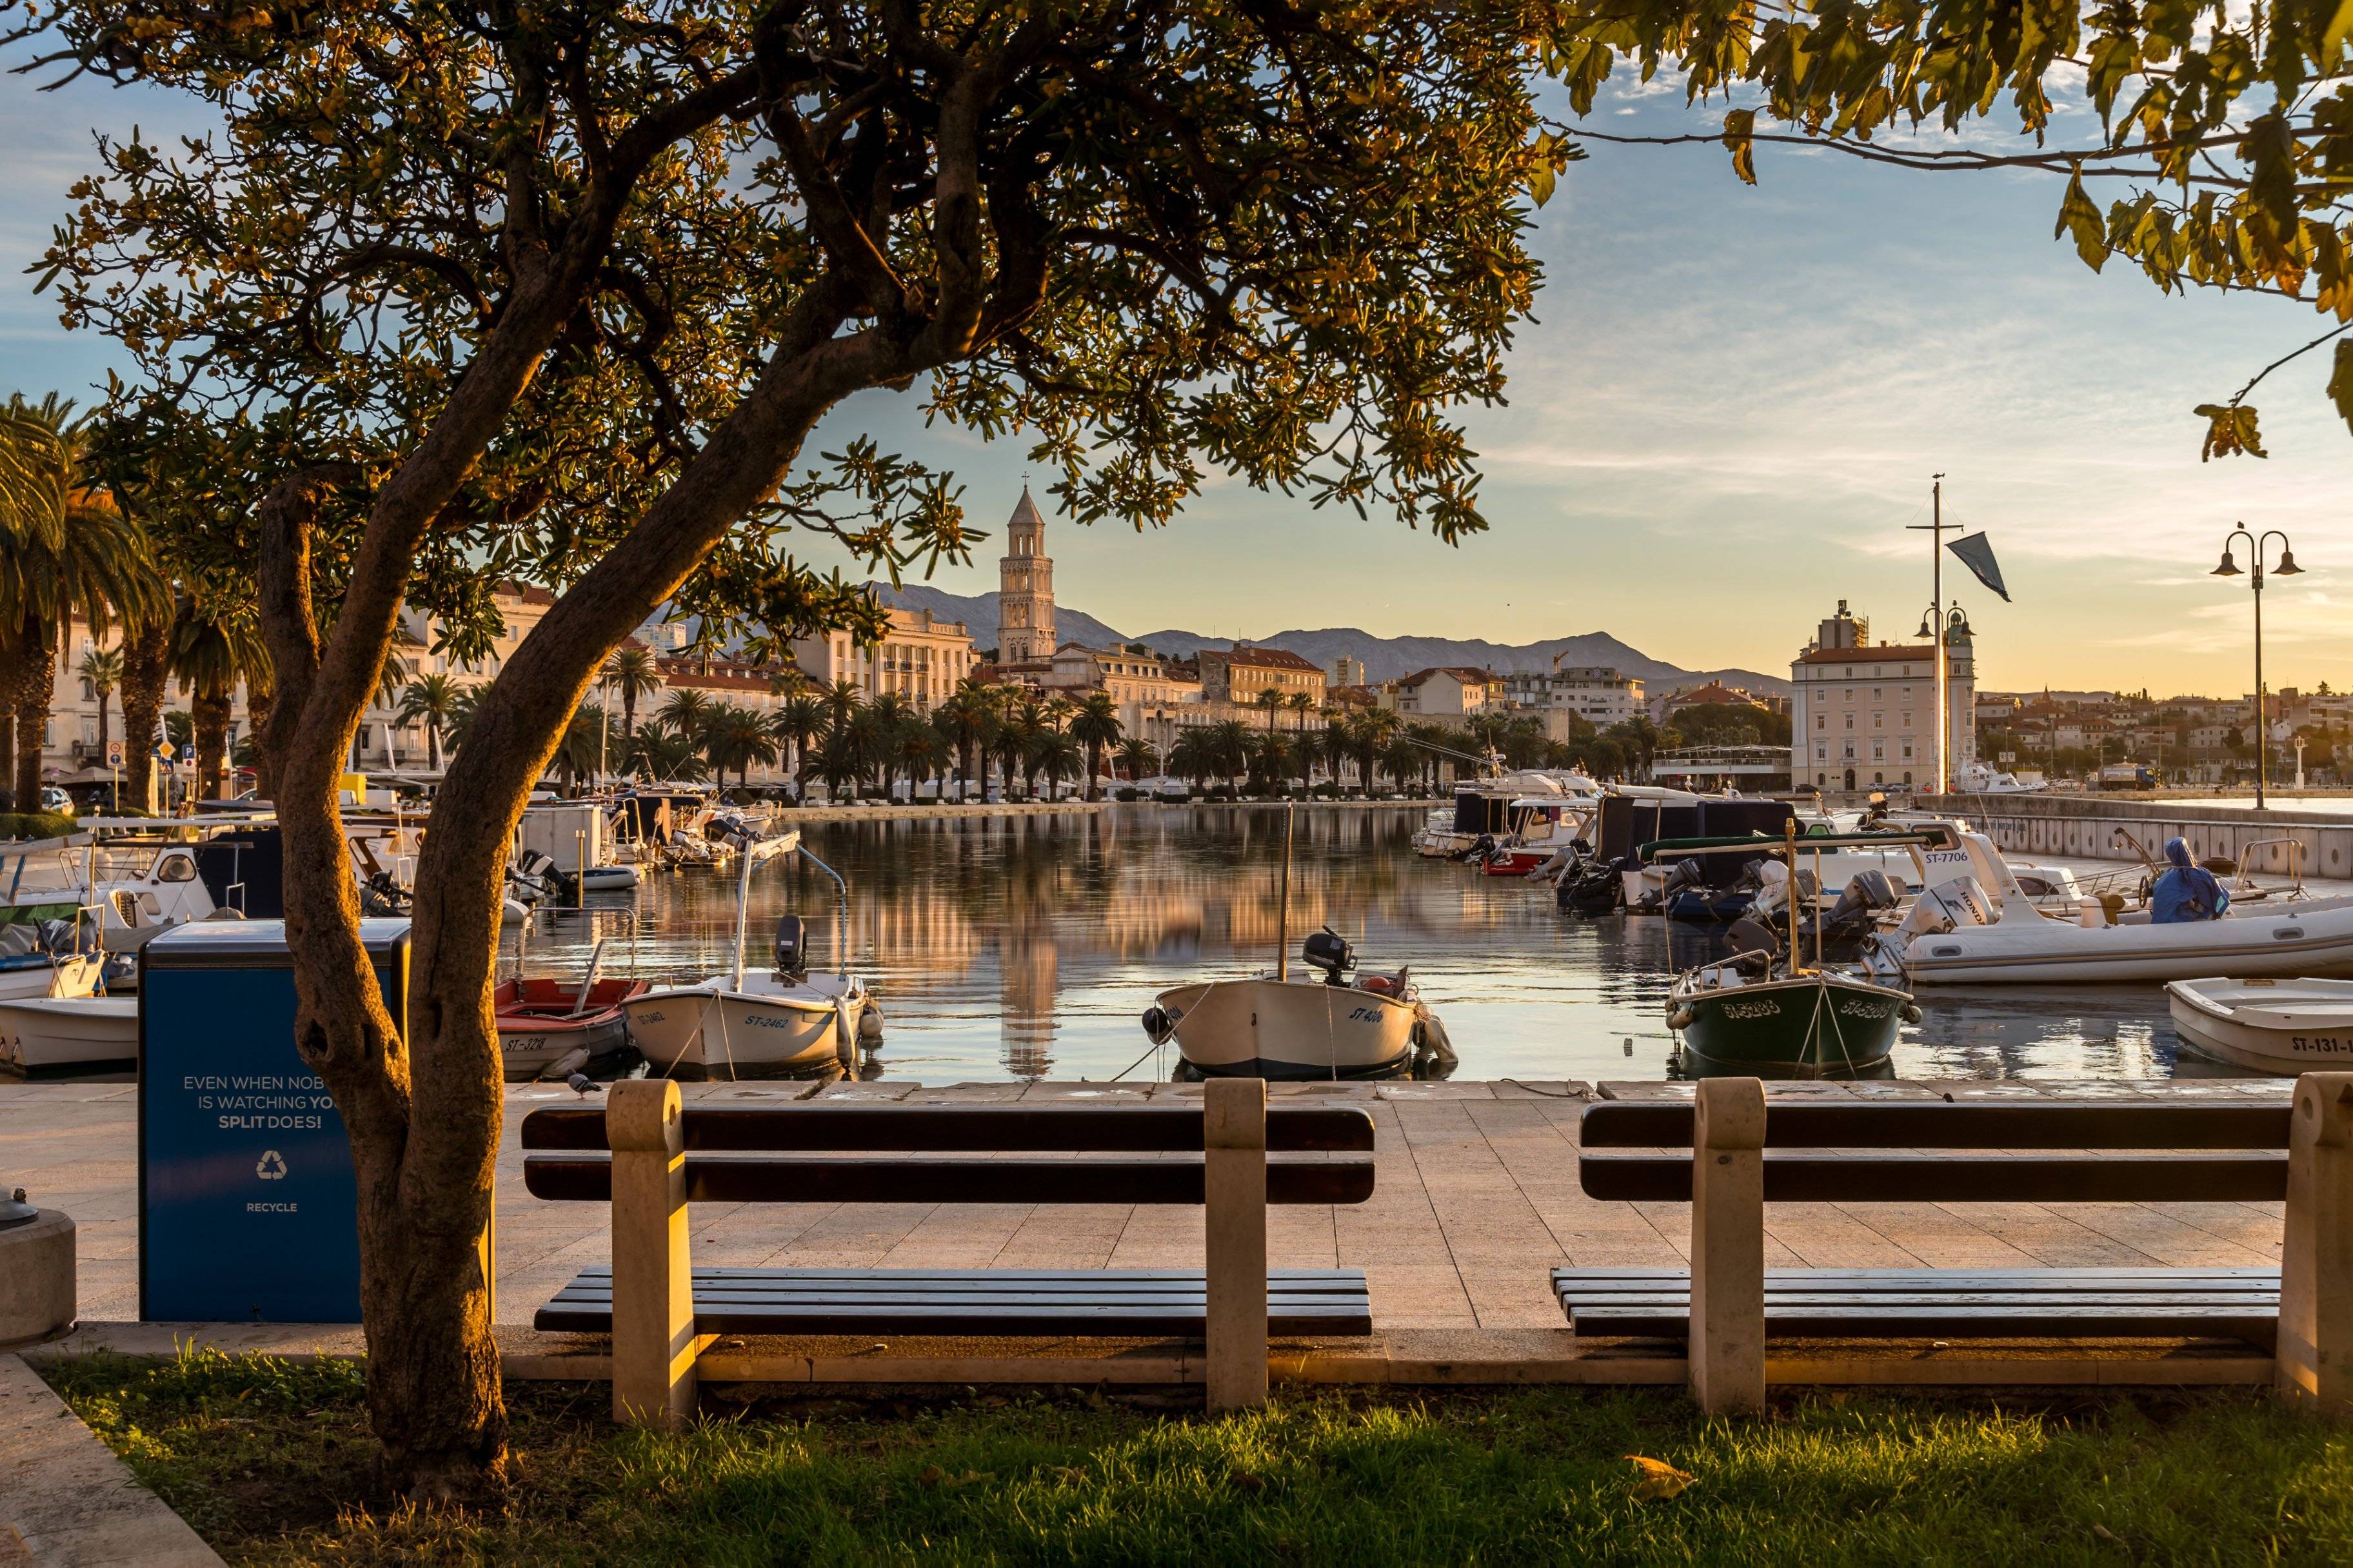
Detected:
left=1722, top=914, right=1782, bottom=974
left=1302, top=926, right=1356, bottom=985
left=772, top=914, right=808, bottom=980
left=1823, top=870, right=1901, bottom=938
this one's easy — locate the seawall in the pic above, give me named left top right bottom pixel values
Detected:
left=1923, top=791, right=2353, bottom=879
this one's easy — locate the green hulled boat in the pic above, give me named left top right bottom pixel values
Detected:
left=1665, top=961, right=1916, bottom=1075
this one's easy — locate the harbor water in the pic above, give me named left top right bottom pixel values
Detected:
left=515, top=805, right=2206, bottom=1084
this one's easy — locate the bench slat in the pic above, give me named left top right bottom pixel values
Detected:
left=521, top=1103, right=1376, bottom=1153
left=532, top=1265, right=1373, bottom=1338
left=1578, top=1100, right=2290, bottom=1151
left=1550, top=1265, right=2281, bottom=1343
left=524, top=1154, right=1375, bottom=1206
left=1579, top=1151, right=2288, bottom=1203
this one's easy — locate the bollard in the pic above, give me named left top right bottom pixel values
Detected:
left=1689, top=1077, right=1767, bottom=1414
left=2279, top=1072, right=2353, bottom=1415
left=607, top=1078, right=699, bottom=1428
left=1204, top=1077, right=1269, bottom=1414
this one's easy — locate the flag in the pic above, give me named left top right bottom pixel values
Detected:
left=1946, top=532, right=2010, bottom=602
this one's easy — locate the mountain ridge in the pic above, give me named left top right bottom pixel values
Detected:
left=867, top=582, right=1789, bottom=697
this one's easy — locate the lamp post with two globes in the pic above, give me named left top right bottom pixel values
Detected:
left=2211, top=526, right=2303, bottom=811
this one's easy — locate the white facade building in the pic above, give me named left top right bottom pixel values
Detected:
left=1502, top=663, right=1644, bottom=727
left=1789, top=604, right=1976, bottom=795
left=791, top=605, right=978, bottom=710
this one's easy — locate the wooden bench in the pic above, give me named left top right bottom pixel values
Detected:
left=1553, top=1075, right=2353, bottom=1414
left=521, top=1079, right=1376, bottom=1425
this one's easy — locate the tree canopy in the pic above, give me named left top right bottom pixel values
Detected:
left=1556, top=0, right=2353, bottom=456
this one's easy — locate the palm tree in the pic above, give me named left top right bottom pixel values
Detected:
left=168, top=595, right=268, bottom=801
left=0, top=395, right=166, bottom=806
left=1028, top=727, right=1084, bottom=799
left=1166, top=729, right=1216, bottom=793
left=1380, top=731, right=1424, bottom=797
left=633, top=719, right=708, bottom=782
left=601, top=646, right=663, bottom=775
left=77, top=645, right=123, bottom=760
left=769, top=695, right=826, bottom=800
left=1253, top=686, right=1282, bottom=732
left=394, top=673, right=467, bottom=770
left=550, top=700, right=611, bottom=793
left=1002, top=698, right=1049, bottom=799
left=1207, top=719, right=1253, bottom=795
left=932, top=680, right=995, bottom=800
left=702, top=704, right=779, bottom=788
left=821, top=678, right=863, bottom=737
left=1115, top=736, right=1158, bottom=782
left=1067, top=692, right=1123, bottom=801
left=893, top=718, right=947, bottom=801
left=1247, top=729, right=1291, bottom=796
left=657, top=688, right=715, bottom=749
left=1286, top=690, right=1313, bottom=733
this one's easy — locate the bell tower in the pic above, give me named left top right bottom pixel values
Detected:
left=995, top=484, right=1055, bottom=663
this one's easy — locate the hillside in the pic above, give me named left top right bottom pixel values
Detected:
left=865, top=582, right=1787, bottom=698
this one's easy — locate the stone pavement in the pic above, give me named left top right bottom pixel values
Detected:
left=0, top=1354, right=222, bottom=1567
left=0, top=1076, right=2292, bottom=1334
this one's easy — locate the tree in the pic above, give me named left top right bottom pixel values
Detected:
left=1167, top=728, right=1217, bottom=793
left=77, top=644, right=122, bottom=760
left=1253, top=687, right=1284, bottom=732
left=633, top=719, right=708, bottom=784
left=703, top=704, right=779, bottom=788
left=1286, top=691, right=1313, bottom=733
left=395, top=675, right=467, bottom=772
left=1028, top=726, right=1084, bottom=799
left=769, top=695, right=826, bottom=800
left=933, top=680, right=996, bottom=800
left=0, top=395, right=164, bottom=805
left=1114, top=736, right=1159, bottom=782
left=168, top=595, right=266, bottom=801
left=22, top=0, right=1560, bottom=1491
left=1562, top=3, right=2353, bottom=456
left=657, top=690, right=717, bottom=752
left=1207, top=719, right=1255, bottom=795
left=550, top=700, right=612, bottom=792
left=1068, top=692, right=1123, bottom=801
left=601, top=647, right=664, bottom=777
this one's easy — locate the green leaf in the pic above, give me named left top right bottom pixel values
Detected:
left=2328, top=340, right=2353, bottom=437
left=1722, top=108, right=1757, bottom=186
left=2055, top=169, right=2109, bottom=271
left=2326, top=0, right=2353, bottom=65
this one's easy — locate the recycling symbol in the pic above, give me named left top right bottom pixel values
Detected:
left=255, top=1150, right=288, bottom=1180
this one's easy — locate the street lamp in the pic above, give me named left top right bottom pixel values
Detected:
left=2212, top=526, right=2303, bottom=809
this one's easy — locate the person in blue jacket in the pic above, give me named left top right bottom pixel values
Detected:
left=2150, top=837, right=2230, bottom=924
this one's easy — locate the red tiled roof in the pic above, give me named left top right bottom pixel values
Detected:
left=1208, top=645, right=1322, bottom=673
left=1398, top=666, right=1500, bottom=688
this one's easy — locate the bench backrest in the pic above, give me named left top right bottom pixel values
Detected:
left=520, top=1101, right=1379, bottom=1207
left=1579, top=1098, right=2292, bottom=1204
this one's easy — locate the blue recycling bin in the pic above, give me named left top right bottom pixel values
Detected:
left=139, top=919, right=410, bottom=1323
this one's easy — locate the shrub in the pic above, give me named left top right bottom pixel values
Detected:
left=0, top=811, right=81, bottom=842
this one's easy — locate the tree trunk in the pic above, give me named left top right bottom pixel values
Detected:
left=120, top=620, right=170, bottom=811
left=0, top=641, right=18, bottom=806
left=246, top=682, right=278, bottom=799
left=14, top=609, right=57, bottom=809
left=192, top=687, right=232, bottom=800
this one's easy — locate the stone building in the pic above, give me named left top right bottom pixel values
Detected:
left=1788, top=602, right=1976, bottom=795
left=994, top=486, right=1056, bottom=665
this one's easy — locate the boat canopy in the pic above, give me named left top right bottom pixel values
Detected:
left=1596, top=796, right=1798, bottom=868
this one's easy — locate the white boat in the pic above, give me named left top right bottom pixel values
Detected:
left=2166, top=978, right=2353, bottom=1075
left=1865, top=873, right=2353, bottom=986
left=621, top=830, right=880, bottom=1080
left=1144, top=928, right=1451, bottom=1080
left=0, top=944, right=102, bottom=1003
left=1416, top=769, right=1603, bottom=858
left=0, top=995, right=137, bottom=1077
left=578, top=864, right=640, bottom=893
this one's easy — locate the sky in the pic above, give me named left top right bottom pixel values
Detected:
left=2, top=54, right=2346, bottom=699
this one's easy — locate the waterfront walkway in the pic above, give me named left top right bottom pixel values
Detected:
left=5, top=1076, right=2290, bottom=1335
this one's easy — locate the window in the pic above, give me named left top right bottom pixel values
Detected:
left=1845, top=715, right=1854, bottom=729
left=1872, top=688, right=1882, bottom=700
left=1872, top=714, right=1883, bottom=729
left=1902, top=742, right=1914, bottom=760
left=80, top=679, right=94, bottom=700
left=1815, top=715, right=1824, bottom=731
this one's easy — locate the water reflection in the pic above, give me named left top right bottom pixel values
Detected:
left=511, top=806, right=2223, bottom=1085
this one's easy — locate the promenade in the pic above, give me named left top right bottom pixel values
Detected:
left=6, top=1075, right=2289, bottom=1341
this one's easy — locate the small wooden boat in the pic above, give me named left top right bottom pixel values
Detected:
left=0, top=995, right=138, bottom=1077
left=495, top=940, right=646, bottom=1080
left=1667, top=958, right=1913, bottom=1076
left=2165, top=977, right=2353, bottom=1076
left=622, top=831, right=881, bottom=1080
left=1145, top=933, right=1449, bottom=1080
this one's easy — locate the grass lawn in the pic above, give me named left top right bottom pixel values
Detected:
left=37, top=1348, right=2353, bottom=1565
